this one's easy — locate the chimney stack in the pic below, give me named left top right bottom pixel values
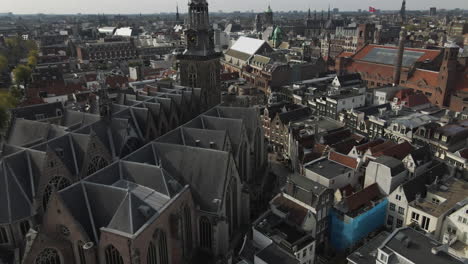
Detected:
left=393, top=27, right=406, bottom=86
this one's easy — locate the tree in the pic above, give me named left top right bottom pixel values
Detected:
left=0, top=55, right=7, bottom=72
left=0, top=90, right=19, bottom=131
left=27, top=50, right=38, bottom=67
left=12, top=64, right=32, bottom=89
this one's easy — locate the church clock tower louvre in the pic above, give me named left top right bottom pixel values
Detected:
left=178, top=0, right=222, bottom=110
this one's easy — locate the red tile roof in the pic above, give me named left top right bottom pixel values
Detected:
left=337, top=51, right=354, bottom=58
left=329, top=151, right=359, bottom=169
left=345, top=183, right=381, bottom=212
left=271, top=194, right=308, bottom=226
left=375, top=141, right=414, bottom=160
left=106, top=75, right=128, bottom=89
left=394, top=89, right=430, bottom=107
left=355, top=139, right=385, bottom=153
left=369, top=141, right=396, bottom=154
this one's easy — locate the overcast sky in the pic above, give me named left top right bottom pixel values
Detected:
left=2, top=0, right=468, bottom=14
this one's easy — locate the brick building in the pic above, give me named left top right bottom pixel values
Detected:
left=336, top=44, right=463, bottom=108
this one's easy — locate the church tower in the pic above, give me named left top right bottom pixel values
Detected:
left=177, top=0, right=221, bottom=110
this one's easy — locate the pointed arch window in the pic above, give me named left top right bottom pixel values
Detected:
left=147, top=229, right=168, bottom=264
left=188, top=65, right=197, bottom=88
left=183, top=205, right=192, bottom=256
left=104, top=245, right=123, bottom=264
left=42, top=176, right=71, bottom=210
left=209, top=64, right=217, bottom=89
left=35, top=248, right=61, bottom=264
left=199, top=216, right=212, bottom=250
left=147, top=241, right=157, bottom=264
left=86, top=156, right=108, bottom=176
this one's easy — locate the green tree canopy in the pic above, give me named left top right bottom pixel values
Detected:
left=0, top=55, right=7, bottom=72
left=0, top=90, right=20, bottom=131
left=27, top=49, right=38, bottom=67
left=12, top=64, right=32, bottom=88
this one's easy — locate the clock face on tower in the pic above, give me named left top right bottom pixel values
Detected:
left=187, top=33, right=197, bottom=46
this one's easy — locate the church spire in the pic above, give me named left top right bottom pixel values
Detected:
left=328, top=5, right=331, bottom=20
left=176, top=3, right=180, bottom=21
left=314, top=9, right=317, bottom=20
left=400, top=0, right=406, bottom=24
left=307, top=8, right=311, bottom=19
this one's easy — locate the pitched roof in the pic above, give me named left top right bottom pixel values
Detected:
left=271, top=194, right=309, bottom=226
left=229, top=36, right=269, bottom=56
left=355, top=138, right=385, bottom=153
left=352, top=44, right=441, bottom=67
left=373, top=156, right=406, bottom=176
left=375, top=141, right=414, bottom=160
left=278, top=107, right=312, bottom=124
left=328, top=151, right=359, bottom=169
left=344, top=183, right=381, bottom=213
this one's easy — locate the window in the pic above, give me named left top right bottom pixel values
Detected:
left=411, top=212, right=420, bottom=222
left=42, top=176, right=71, bottom=210
left=35, top=248, right=61, bottom=264
left=86, top=156, right=109, bottom=176
left=396, top=219, right=403, bottom=228
left=379, top=252, right=388, bottom=262
left=421, top=216, right=430, bottom=230
left=432, top=198, right=440, bottom=205
left=395, top=194, right=401, bottom=201
left=387, top=215, right=394, bottom=226
left=147, top=242, right=157, bottom=264
left=35, top=114, right=46, bottom=120
left=398, top=207, right=405, bottom=215
left=104, top=245, right=123, bottom=264
left=183, top=205, right=192, bottom=256
left=20, top=220, right=31, bottom=237
left=148, top=230, right=168, bottom=264
left=389, top=203, right=395, bottom=211
left=199, top=217, right=212, bottom=250
left=0, top=227, right=8, bottom=244
left=302, top=249, right=307, bottom=258
left=77, top=241, right=86, bottom=264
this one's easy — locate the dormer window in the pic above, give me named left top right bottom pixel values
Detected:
left=441, top=135, right=448, bottom=142
left=378, top=250, right=388, bottom=263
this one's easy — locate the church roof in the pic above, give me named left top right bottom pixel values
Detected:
left=229, top=36, right=269, bottom=56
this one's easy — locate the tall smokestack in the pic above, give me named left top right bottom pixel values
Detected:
left=393, top=27, right=406, bottom=86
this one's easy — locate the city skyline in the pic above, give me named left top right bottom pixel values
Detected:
left=2, top=0, right=468, bottom=15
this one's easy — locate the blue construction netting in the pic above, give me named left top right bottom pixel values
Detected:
left=329, top=198, right=388, bottom=251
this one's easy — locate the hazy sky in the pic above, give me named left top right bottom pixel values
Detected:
left=2, top=0, right=468, bottom=14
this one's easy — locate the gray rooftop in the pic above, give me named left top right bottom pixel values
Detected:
left=305, top=158, right=353, bottom=178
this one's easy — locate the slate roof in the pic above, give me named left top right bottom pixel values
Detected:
left=380, top=227, right=464, bottom=264
left=125, top=142, right=234, bottom=213
left=10, top=102, right=64, bottom=121
left=58, top=161, right=182, bottom=240
left=7, top=119, right=68, bottom=148
left=373, top=156, right=406, bottom=176
left=401, top=162, right=447, bottom=202
left=279, top=107, right=312, bottom=124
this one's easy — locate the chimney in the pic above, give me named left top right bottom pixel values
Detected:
left=209, top=141, right=216, bottom=149
left=195, top=139, right=201, bottom=147
left=393, top=27, right=406, bottom=86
